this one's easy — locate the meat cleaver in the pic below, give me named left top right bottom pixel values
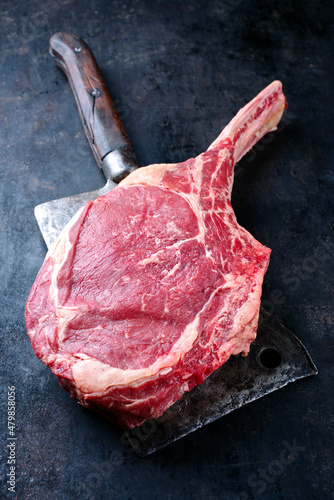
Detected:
left=34, top=32, right=317, bottom=456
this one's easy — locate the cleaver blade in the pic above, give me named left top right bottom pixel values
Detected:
left=35, top=180, right=115, bottom=249
left=36, top=32, right=317, bottom=454
left=123, top=309, right=317, bottom=456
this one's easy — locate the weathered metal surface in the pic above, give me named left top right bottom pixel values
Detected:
left=125, top=309, right=317, bottom=456
left=34, top=179, right=116, bottom=248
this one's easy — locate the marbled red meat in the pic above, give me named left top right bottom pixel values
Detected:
left=25, top=81, right=286, bottom=428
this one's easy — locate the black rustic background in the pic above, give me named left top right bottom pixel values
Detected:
left=0, top=0, right=333, bottom=499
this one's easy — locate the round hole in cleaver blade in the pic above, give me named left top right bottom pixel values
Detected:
left=259, top=347, right=282, bottom=369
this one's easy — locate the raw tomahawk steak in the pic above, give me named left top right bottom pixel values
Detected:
left=26, top=81, right=286, bottom=429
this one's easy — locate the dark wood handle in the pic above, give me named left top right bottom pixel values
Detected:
left=50, top=32, right=139, bottom=180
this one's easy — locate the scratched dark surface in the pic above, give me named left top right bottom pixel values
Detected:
left=0, top=1, right=333, bottom=499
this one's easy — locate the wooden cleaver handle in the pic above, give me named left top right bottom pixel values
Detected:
left=50, top=32, right=139, bottom=182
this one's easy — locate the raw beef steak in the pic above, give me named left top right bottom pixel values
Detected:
left=26, top=81, right=286, bottom=428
